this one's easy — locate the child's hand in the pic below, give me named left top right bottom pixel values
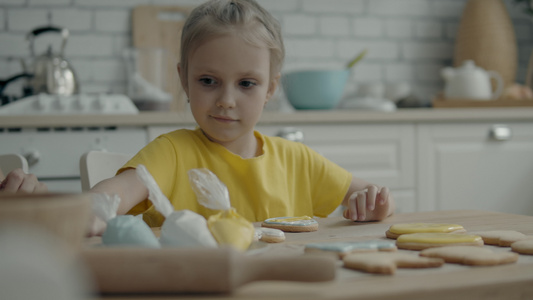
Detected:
left=342, top=185, right=393, bottom=222
left=0, top=168, right=48, bottom=194
left=86, top=214, right=107, bottom=237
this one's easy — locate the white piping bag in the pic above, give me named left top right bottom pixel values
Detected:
left=188, top=168, right=255, bottom=251
left=92, top=193, right=160, bottom=248
left=136, top=164, right=217, bottom=248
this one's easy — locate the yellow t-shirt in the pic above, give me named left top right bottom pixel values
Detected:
left=119, top=128, right=352, bottom=227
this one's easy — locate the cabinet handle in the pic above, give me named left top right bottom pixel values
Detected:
left=489, top=124, right=512, bottom=141
left=276, top=127, right=304, bottom=142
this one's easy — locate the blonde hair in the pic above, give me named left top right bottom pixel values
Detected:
left=180, top=0, right=284, bottom=88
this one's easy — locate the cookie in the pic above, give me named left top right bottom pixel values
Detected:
left=386, top=223, right=466, bottom=239
left=469, top=230, right=530, bottom=247
left=254, top=227, right=285, bottom=243
left=305, top=240, right=397, bottom=259
left=261, top=216, right=318, bottom=232
left=511, top=239, right=533, bottom=255
left=396, top=233, right=483, bottom=250
left=343, top=252, right=444, bottom=275
left=420, top=246, right=519, bottom=266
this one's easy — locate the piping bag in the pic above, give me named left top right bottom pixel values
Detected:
left=188, top=168, right=255, bottom=251
left=136, top=165, right=218, bottom=248
left=92, top=193, right=160, bottom=248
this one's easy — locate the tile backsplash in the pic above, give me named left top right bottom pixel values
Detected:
left=0, top=0, right=532, bottom=106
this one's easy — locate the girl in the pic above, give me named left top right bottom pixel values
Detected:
left=90, top=0, right=394, bottom=233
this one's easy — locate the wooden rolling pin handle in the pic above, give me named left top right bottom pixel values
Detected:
left=234, top=254, right=337, bottom=287
left=80, top=248, right=336, bottom=294
left=81, top=247, right=234, bottom=294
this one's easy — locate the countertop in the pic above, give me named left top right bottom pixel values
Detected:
left=92, top=210, right=533, bottom=300
left=1, top=107, right=533, bottom=128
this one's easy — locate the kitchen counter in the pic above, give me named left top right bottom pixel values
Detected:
left=92, top=210, right=533, bottom=300
left=1, top=107, right=533, bottom=128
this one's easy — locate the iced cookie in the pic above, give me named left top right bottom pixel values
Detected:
left=255, top=227, right=285, bottom=243
left=305, top=240, right=397, bottom=259
left=261, top=216, right=318, bottom=232
left=386, top=223, right=466, bottom=239
left=420, top=246, right=519, bottom=266
left=511, top=239, right=533, bottom=255
left=396, top=233, right=483, bottom=250
left=469, top=230, right=530, bottom=247
left=343, top=252, right=444, bottom=275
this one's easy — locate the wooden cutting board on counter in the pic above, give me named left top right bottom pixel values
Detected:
left=132, top=5, right=193, bottom=112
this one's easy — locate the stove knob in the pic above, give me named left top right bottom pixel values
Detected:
left=23, top=150, right=40, bottom=167
left=54, top=95, right=68, bottom=111
left=95, top=94, right=109, bottom=112
left=33, top=93, right=48, bottom=110
left=75, top=95, right=87, bottom=111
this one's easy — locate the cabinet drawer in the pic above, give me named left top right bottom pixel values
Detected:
left=258, top=124, right=416, bottom=189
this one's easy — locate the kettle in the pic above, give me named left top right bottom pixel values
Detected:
left=27, top=26, right=80, bottom=95
left=442, top=60, right=504, bottom=100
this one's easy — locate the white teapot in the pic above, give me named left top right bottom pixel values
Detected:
left=442, top=60, right=504, bottom=100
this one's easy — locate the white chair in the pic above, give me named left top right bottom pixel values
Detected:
left=79, top=150, right=133, bottom=191
left=0, top=153, right=29, bottom=177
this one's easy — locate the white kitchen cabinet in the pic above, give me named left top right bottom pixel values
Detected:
left=417, top=122, right=533, bottom=215
left=258, top=124, right=417, bottom=213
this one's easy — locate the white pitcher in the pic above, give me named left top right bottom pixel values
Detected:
left=442, top=60, right=504, bottom=100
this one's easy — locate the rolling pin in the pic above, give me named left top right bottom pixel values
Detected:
left=80, top=247, right=336, bottom=294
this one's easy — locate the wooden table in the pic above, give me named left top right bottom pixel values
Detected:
left=97, top=210, right=533, bottom=300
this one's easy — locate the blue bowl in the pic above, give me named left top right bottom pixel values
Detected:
left=282, top=69, right=350, bottom=110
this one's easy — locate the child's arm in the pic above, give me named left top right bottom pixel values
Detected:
left=341, top=176, right=395, bottom=222
left=87, top=169, right=149, bottom=236
left=90, top=169, right=148, bottom=214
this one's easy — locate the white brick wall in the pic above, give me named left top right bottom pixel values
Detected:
left=0, top=0, right=531, bottom=105
left=51, top=8, right=92, bottom=31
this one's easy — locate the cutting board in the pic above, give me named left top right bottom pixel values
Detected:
left=132, top=5, right=193, bottom=112
left=80, top=247, right=336, bottom=294
left=432, top=94, right=533, bottom=108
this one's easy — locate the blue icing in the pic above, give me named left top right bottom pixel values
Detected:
left=102, top=215, right=160, bottom=248
left=305, top=240, right=395, bottom=252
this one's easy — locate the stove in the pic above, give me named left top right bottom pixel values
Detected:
left=0, top=93, right=139, bottom=115
left=0, top=94, right=147, bottom=193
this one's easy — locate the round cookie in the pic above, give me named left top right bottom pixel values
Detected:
left=511, top=239, right=533, bottom=255
left=255, top=227, right=285, bottom=243
left=261, top=216, right=318, bottom=232
left=420, top=245, right=519, bottom=266
left=386, top=223, right=466, bottom=239
left=396, top=233, right=483, bottom=250
left=343, top=252, right=444, bottom=275
left=469, top=230, right=529, bottom=247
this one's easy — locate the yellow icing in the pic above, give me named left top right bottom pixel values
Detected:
left=390, top=223, right=464, bottom=234
left=207, top=208, right=254, bottom=251
left=397, top=233, right=482, bottom=244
